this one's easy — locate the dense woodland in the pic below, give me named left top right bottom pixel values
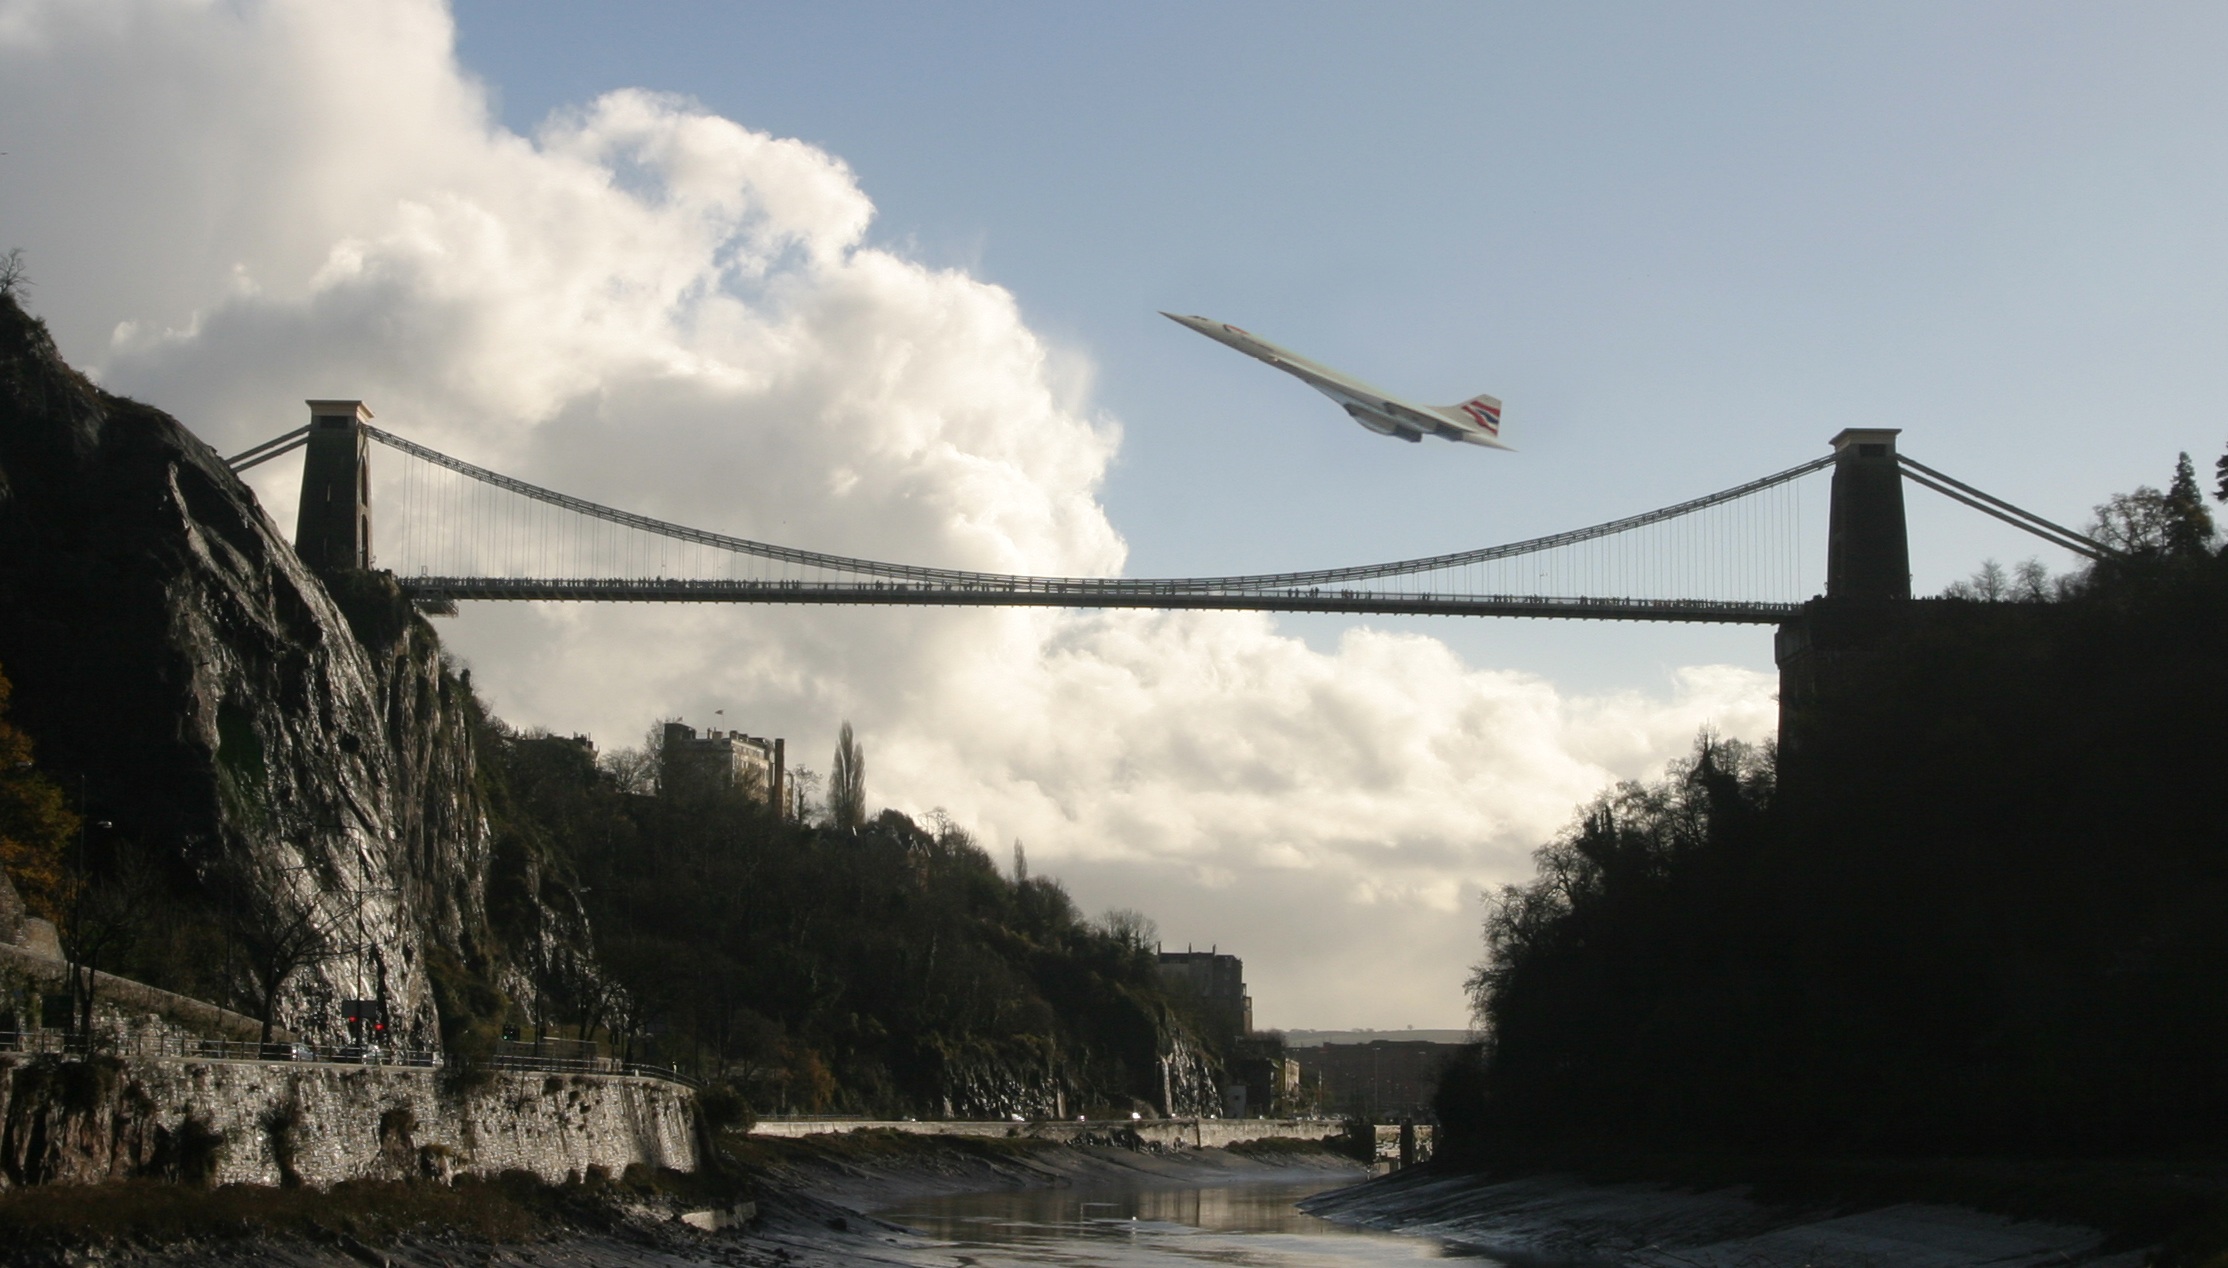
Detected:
left=1440, top=451, right=2228, bottom=1159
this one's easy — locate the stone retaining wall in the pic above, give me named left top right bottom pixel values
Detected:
left=0, top=1056, right=698, bottom=1189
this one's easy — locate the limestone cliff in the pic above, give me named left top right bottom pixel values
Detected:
left=0, top=293, right=559, bottom=1048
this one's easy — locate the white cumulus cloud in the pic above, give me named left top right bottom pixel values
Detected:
left=0, top=0, right=1778, bottom=1027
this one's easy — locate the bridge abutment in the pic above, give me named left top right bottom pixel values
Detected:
left=295, top=399, right=373, bottom=571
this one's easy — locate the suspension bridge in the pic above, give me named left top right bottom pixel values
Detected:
left=228, top=402, right=2112, bottom=624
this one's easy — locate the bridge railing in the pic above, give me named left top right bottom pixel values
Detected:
left=395, top=576, right=1804, bottom=623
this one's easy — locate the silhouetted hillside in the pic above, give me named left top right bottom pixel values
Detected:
left=1444, top=511, right=2228, bottom=1158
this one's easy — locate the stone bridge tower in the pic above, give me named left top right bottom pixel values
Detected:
left=295, top=400, right=373, bottom=571
left=1776, top=428, right=1913, bottom=769
left=1824, top=428, right=1909, bottom=600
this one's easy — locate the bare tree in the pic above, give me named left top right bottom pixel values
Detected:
left=647, top=722, right=672, bottom=782
left=218, top=873, right=351, bottom=1046
left=2090, top=487, right=2177, bottom=557
left=560, top=954, right=621, bottom=1052
left=0, top=249, right=28, bottom=300
left=598, top=745, right=657, bottom=795
left=787, top=765, right=822, bottom=822
left=1943, top=559, right=2007, bottom=601
left=64, top=842, right=162, bottom=1042
left=829, top=721, right=866, bottom=831
left=1098, top=907, right=1158, bottom=954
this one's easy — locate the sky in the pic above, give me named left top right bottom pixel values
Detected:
left=4, top=1, right=2226, bottom=1028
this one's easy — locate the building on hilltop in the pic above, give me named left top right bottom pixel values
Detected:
left=1156, top=947, right=1251, bottom=1042
left=659, top=720, right=787, bottom=815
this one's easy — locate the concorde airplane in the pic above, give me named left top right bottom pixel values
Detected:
left=1162, top=312, right=1508, bottom=449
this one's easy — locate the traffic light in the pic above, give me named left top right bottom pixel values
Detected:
left=340, top=999, right=386, bottom=1042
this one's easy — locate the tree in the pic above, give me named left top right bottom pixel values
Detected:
left=598, top=745, right=657, bottom=795
left=1944, top=558, right=2057, bottom=603
left=1098, top=907, right=1158, bottom=954
left=2090, top=457, right=2218, bottom=560
left=0, top=249, right=27, bottom=300
left=0, top=662, right=78, bottom=923
left=2214, top=443, right=2228, bottom=505
left=218, top=871, right=351, bottom=1046
left=1943, top=559, right=2008, bottom=601
left=64, top=843, right=163, bottom=1041
left=640, top=722, right=669, bottom=795
left=2166, top=452, right=2215, bottom=557
left=2089, top=486, right=2177, bottom=557
left=829, top=721, right=866, bottom=831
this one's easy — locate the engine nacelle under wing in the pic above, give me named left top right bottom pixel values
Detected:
left=1342, top=404, right=1397, bottom=434
left=1343, top=404, right=1423, bottom=440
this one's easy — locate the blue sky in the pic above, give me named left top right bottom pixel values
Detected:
left=449, top=0, right=2228, bottom=688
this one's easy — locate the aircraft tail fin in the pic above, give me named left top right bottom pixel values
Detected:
left=1431, top=393, right=1509, bottom=448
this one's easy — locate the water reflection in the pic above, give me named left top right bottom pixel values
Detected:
left=878, top=1179, right=1482, bottom=1266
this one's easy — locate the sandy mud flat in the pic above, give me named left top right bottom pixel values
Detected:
left=22, top=1135, right=1364, bottom=1268
left=1301, top=1164, right=2150, bottom=1267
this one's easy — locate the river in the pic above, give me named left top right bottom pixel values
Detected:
left=873, top=1175, right=1476, bottom=1267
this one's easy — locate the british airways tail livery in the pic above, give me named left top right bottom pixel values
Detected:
left=1161, top=313, right=1509, bottom=450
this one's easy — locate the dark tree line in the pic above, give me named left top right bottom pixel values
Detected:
left=1444, top=452, right=2228, bottom=1159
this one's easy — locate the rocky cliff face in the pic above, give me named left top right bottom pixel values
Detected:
left=0, top=294, right=546, bottom=1047
left=1158, top=1034, right=1221, bottom=1118
left=927, top=1021, right=1224, bottom=1121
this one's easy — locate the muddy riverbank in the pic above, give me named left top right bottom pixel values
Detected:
left=1301, top=1160, right=2172, bottom=1267
left=0, top=1132, right=1368, bottom=1267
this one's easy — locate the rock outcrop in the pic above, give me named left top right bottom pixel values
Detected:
left=0, top=293, right=557, bottom=1048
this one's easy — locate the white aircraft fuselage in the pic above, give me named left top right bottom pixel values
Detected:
left=1162, top=313, right=1509, bottom=449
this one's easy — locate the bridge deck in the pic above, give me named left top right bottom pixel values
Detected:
left=397, top=577, right=1799, bottom=623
